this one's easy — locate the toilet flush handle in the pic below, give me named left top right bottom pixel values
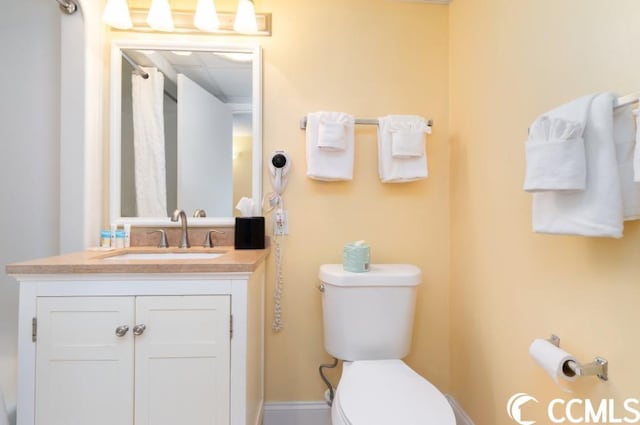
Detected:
left=318, top=284, right=325, bottom=293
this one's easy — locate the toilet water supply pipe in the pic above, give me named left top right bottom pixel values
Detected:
left=319, top=357, right=340, bottom=406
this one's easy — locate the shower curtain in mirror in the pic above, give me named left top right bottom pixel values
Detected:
left=132, top=67, right=168, bottom=217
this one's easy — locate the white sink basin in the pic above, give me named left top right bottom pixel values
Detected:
left=105, top=252, right=226, bottom=261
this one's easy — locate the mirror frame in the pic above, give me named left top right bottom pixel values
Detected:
left=109, top=39, right=262, bottom=227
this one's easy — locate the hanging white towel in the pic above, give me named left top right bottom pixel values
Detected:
left=306, top=111, right=355, bottom=181
left=0, top=388, right=9, bottom=425
left=531, top=93, right=624, bottom=238
left=132, top=67, right=168, bottom=217
left=378, top=115, right=430, bottom=183
left=524, top=116, right=586, bottom=192
left=613, top=105, right=640, bottom=220
left=633, top=109, right=640, bottom=182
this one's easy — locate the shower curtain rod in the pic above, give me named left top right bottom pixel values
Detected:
left=121, top=51, right=178, bottom=103
left=54, top=0, right=77, bottom=14
left=121, top=51, right=149, bottom=79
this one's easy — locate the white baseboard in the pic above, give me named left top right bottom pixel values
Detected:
left=445, top=394, right=475, bottom=425
left=262, top=401, right=331, bottom=425
left=262, top=396, right=473, bottom=425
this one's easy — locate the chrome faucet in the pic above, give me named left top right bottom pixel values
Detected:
left=171, top=209, right=190, bottom=248
left=203, top=229, right=224, bottom=248
left=193, top=209, right=207, bottom=218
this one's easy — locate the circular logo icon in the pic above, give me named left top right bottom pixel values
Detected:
left=507, top=393, right=539, bottom=425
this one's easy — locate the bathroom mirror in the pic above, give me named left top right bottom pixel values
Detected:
left=109, top=40, right=262, bottom=226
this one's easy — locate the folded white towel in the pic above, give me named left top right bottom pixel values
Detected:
left=318, top=115, right=351, bottom=151
left=532, top=93, right=624, bottom=238
left=389, top=118, right=431, bottom=158
left=378, top=115, right=430, bottom=183
left=524, top=116, right=586, bottom=192
left=613, top=105, right=640, bottom=220
left=391, top=131, right=425, bottom=157
left=306, top=112, right=355, bottom=181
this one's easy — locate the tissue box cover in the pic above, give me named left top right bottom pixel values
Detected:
left=343, top=242, right=370, bottom=272
left=234, top=217, right=265, bottom=249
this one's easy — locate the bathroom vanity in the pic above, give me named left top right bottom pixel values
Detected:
left=6, top=247, right=268, bottom=425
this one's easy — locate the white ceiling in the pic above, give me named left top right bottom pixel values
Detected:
left=124, top=49, right=253, bottom=136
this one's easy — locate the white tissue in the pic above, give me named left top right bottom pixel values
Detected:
left=235, top=197, right=255, bottom=217
left=529, top=338, right=577, bottom=392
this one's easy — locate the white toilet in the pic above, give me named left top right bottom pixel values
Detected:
left=320, top=264, right=455, bottom=425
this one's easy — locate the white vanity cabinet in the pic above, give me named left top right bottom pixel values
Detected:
left=35, top=296, right=231, bottom=425
left=12, top=263, right=265, bottom=425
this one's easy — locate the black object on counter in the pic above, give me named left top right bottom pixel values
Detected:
left=234, top=217, right=265, bottom=249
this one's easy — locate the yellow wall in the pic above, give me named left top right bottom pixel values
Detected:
left=450, top=1, right=640, bottom=424
left=259, top=0, right=450, bottom=400
left=104, top=0, right=640, bottom=419
left=112, top=0, right=451, bottom=401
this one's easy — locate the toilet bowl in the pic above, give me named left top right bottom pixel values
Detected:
left=319, top=264, right=455, bottom=425
left=331, top=360, right=455, bottom=425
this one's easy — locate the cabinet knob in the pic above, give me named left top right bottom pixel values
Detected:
left=133, top=324, right=146, bottom=336
left=115, top=325, right=129, bottom=337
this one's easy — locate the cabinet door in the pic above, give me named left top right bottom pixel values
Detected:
left=35, top=297, right=135, bottom=425
left=134, top=296, right=231, bottom=425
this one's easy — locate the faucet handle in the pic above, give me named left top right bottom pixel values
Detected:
left=193, top=209, right=207, bottom=217
left=203, top=230, right=224, bottom=248
left=147, top=229, right=168, bottom=248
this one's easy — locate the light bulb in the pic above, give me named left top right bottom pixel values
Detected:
left=102, top=0, right=132, bottom=29
left=147, top=0, right=174, bottom=32
left=194, top=0, right=220, bottom=32
left=233, top=0, right=258, bottom=34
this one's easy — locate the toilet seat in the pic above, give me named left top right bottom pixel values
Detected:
left=332, top=359, right=455, bottom=425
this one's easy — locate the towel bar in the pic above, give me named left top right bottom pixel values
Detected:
left=299, top=117, right=433, bottom=130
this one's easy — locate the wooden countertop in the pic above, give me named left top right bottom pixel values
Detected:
left=5, top=246, right=269, bottom=275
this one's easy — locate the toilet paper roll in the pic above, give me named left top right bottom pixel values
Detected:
left=529, top=338, right=577, bottom=392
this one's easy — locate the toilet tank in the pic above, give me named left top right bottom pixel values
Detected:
left=319, top=264, right=421, bottom=361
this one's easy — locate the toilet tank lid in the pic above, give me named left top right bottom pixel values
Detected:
left=319, top=264, right=421, bottom=287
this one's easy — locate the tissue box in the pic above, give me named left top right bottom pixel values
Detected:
left=234, top=217, right=265, bottom=249
left=343, top=242, right=370, bottom=273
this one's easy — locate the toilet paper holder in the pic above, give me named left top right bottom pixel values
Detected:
left=548, top=334, right=609, bottom=382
